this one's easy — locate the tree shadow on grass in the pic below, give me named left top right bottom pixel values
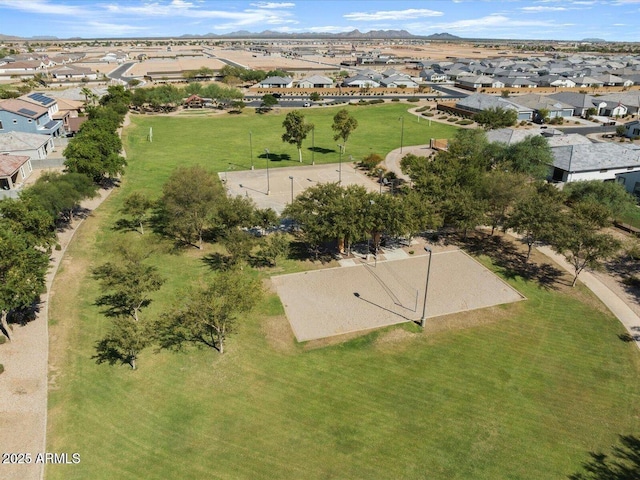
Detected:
left=288, top=240, right=335, bottom=264
left=308, top=146, right=335, bottom=155
left=604, top=254, right=640, bottom=305
left=456, top=232, right=565, bottom=290
left=618, top=326, right=640, bottom=344
left=258, top=152, right=291, bottom=162
left=112, top=218, right=139, bottom=234
left=569, top=434, right=640, bottom=479
left=202, top=252, right=235, bottom=271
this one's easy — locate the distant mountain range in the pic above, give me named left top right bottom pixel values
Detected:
left=0, top=30, right=462, bottom=41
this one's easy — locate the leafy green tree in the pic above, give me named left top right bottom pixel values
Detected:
left=332, top=109, right=358, bottom=153
left=443, top=187, right=487, bottom=238
left=360, top=153, right=383, bottom=172
left=253, top=208, right=279, bottom=232
left=99, top=85, right=131, bottom=116
left=507, top=183, right=566, bottom=262
left=282, top=110, right=314, bottom=162
left=23, top=172, right=97, bottom=223
left=555, top=213, right=621, bottom=287
left=498, top=135, right=553, bottom=180
left=156, top=272, right=262, bottom=354
left=222, top=229, right=255, bottom=267
left=92, top=246, right=165, bottom=322
left=564, top=180, right=637, bottom=223
left=260, top=94, right=278, bottom=110
left=309, top=92, right=321, bottom=102
left=93, top=317, right=151, bottom=370
left=157, top=165, right=223, bottom=249
left=473, top=106, right=518, bottom=130
left=0, top=197, right=56, bottom=248
left=257, top=232, right=290, bottom=267
left=478, top=170, right=528, bottom=235
left=0, top=224, right=49, bottom=341
left=120, top=192, right=154, bottom=235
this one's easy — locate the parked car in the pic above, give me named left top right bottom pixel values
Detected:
left=303, top=102, right=311, bottom=107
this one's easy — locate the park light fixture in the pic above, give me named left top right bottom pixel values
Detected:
left=264, top=148, right=270, bottom=195
left=420, top=246, right=433, bottom=328
left=337, top=144, right=343, bottom=184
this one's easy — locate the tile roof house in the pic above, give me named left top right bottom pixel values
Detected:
left=256, top=76, right=294, bottom=88
left=0, top=154, right=33, bottom=190
left=297, top=75, right=333, bottom=88
left=455, top=92, right=534, bottom=121
left=549, top=143, right=640, bottom=183
left=511, top=94, right=575, bottom=119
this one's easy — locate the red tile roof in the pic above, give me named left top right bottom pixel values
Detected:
left=0, top=154, right=30, bottom=177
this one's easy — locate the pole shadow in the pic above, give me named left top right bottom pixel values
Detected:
left=353, top=292, right=413, bottom=321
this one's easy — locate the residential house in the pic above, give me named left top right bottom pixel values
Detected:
left=596, top=92, right=640, bottom=116
left=535, top=75, right=577, bottom=88
left=456, top=75, right=505, bottom=90
left=256, top=76, right=293, bottom=88
left=342, top=75, right=380, bottom=88
left=419, top=69, right=448, bottom=82
left=297, top=75, right=333, bottom=88
left=615, top=169, right=640, bottom=199
left=0, top=97, right=64, bottom=137
left=0, top=131, right=55, bottom=159
left=379, top=74, right=418, bottom=89
left=487, top=128, right=592, bottom=147
left=455, top=93, right=533, bottom=121
left=512, top=94, right=575, bottom=119
left=502, top=77, right=538, bottom=88
left=593, top=73, right=634, bottom=87
left=49, top=65, right=98, bottom=81
left=547, top=92, right=602, bottom=117
left=549, top=143, right=640, bottom=183
left=622, top=120, right=640, bottom=139
left=0, top=154, right=33, bottom=190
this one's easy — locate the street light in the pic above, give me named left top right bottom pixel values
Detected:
left=337, top=144, right=343, bottom=184
left=399, top=116, right=404, bottom=154
left=264, top=148, right=271, bottom=195
left=249, top=131, right=254, bottom=170
left=289, top=175, right=294, bottom=203
left=311, top=126, right=315, bottom=165
left=420, top=246, right=433, bottom=328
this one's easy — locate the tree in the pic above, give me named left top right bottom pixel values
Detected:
left=473, top=106, right=518, bottom=130
left=309, top=92, right=321, bottom=102
left=92, top=245, right=165, bottom=322
left=260, top=94, right=278, bottom=111
left=157, top=165, right=223, bottom=249
left=120, top=192, right=153, bottom=234
left=156, top=272, right=262, bottom=354
left=555, top=213, right=621, bottom=287
left=222, top=229, right=255, bottom=267
left=282, top=110, right=314, bottom=162
left=0, top=224, right=49, bottom=341
left=506, top=183, right=566, bottom=262
left=564, top=180, right=637, bottom=224
left=257, top=232, right=290, bottom=267
left=498, top=135, right=554, bottom=180
left=570, top=435, right=640, bottom=480
left=93, top=317, right=150, bottom=370
left=0, top=197, right=56, bottom=248
left=332, top=109, right=358, bottom=153
left=478, top=170, right=528, bottom=235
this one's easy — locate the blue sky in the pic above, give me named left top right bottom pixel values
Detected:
left=0, top=0, right=639, bottom=41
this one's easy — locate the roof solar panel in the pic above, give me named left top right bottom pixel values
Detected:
left=27, top=93, right=55, bottom=106
left=18, top=108, right=37, bottom=116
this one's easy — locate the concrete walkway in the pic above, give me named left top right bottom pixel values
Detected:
left=537, top=245, right=640, bottom=350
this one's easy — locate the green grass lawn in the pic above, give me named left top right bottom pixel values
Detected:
left=45, top=105, right=640, bottom=479
left=123, top=103, right=457, bottom=195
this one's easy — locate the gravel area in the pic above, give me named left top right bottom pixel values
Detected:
left=272, top=248, right=525, bottom=342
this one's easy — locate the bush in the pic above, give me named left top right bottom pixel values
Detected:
left=391, top=98, right=400, bottom=102
left=0, top=364, right=3, bottom=375
left=55, top=243, right=62, bottom=251
left=0, top=336, right=5, bottom=345
left=520, top=120, right=528, bottom=126
left=422, top=112, right=434, bottom=117
left=360, top=153, right=383, bottom=171
left=447, top=117, right=457, bottom=122
left=456, top=119, right=474, bottom=125
left=406, top=98, right=419, bottom=102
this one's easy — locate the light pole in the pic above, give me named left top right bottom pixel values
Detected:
left=337, top=144, right=343, bottom=184
left=420, top=246, right=433, bottom=328
left=289, top=175, right=294, bottom=203
left=264, top=148, right=270, bottom=195
left=249, top=131, right=254, bottom=170
left=311, top=126, right=315, bottom=165
left=399, top=115, right=404, bottom=154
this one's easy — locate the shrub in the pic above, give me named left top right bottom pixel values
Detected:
left=360, top=153, right=383, bottom=171
left=391, top=98, right=400, bottom=102
left=422, top=112, right=434, bottom=117
left=0, top=364, right=3, bottom=375
left=456, top=119, right=474, bottom=125
left=55, top=244, right=62, bottom=251
left=407, top=98, right=419, bottom=102
left=447, top=117, right=457, bottom=122
left=0, top=336, right=5, bottom=345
